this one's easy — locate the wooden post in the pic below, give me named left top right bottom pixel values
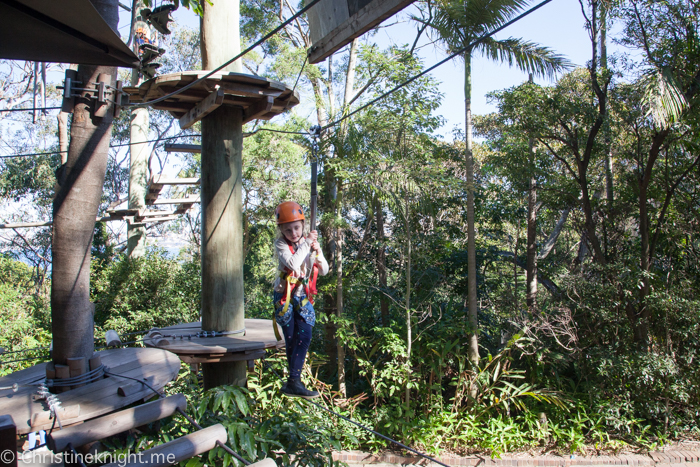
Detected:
left=48, top=394, right=186, bottom=452
left=100, top=424, right=227, bottom=467
left=200, top=0, right=246, bottom=389
left=127, top=0, right=150, bottom=257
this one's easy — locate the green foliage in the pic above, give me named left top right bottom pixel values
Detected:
left=92, top=250, right=201, bottom=335
left=0, top=255, right=51, bottom=376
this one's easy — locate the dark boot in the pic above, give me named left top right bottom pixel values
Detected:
left=280, top=377, right=319, bottom=399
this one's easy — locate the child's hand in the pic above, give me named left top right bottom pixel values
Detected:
left=307, top=230, right=318, bottom=243
left=311, top=240, right=321, bottom=254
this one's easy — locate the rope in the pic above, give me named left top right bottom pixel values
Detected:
left=102, top=370, right=251, bottom=466
left=126, top=0, right=323, bottom=109
left=320, top=0, right=557, bottom=133
left=36, top=383, right=63, bottom=431
left=291, top=55, right=308, bottom=95
left=46, top=364, right=105, bottom=387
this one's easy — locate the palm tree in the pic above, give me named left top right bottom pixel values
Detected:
left=424, top=0, right=571, bottom=366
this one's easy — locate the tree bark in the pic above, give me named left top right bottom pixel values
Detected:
left=127, top=1, right=150, bottom=257
left=51, top=0, right=119, bottom=366
left=463, top=52, right=479, bottom=368
left=376, top=198, right=389, bottom=326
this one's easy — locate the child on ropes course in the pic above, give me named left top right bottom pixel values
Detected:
left=273, top=201, right=328, bottom=399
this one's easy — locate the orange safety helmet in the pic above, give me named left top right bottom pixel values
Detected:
left=275, top=201, right=305, bottom=225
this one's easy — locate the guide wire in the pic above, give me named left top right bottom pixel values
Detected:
left=263, top=357, right=449, bottom=467
left=1, top=106, right=62, bottom=113
left=321, top=0, right=557, bottom=133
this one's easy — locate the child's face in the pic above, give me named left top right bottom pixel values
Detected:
left=281, top=220, right=304, bottom=243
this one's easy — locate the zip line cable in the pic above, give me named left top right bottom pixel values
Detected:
left=262, top=358, right=449, bottom=466
left=126, top=0, right=323, bottom=109
left=1, top=134, right=201, bottom=159
left=2, top=126, right=314, bottom=159
left=321, top=0, right=557, bottom=133
left=1, top=106, right=62, bottom=113
left=302, top=398, right=451, bottom=467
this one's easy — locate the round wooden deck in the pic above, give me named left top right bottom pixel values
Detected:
left=124, top=71, right=300, bottom=124
left=0, top=347, right=181, bottom=435
left=144, top=318, right=283, bottom=364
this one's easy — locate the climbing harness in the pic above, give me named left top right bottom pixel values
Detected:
left=272, top=240, right=319, bottom=341
left=272, top=127, right=322, bottom=341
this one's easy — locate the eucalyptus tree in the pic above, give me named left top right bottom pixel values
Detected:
left=424, top=0, right=570, bottom=365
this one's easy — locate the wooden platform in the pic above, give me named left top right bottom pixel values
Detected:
left=145, top=319, right=283, bottom=364
left=0, top=348, right=181, bottom=435
left=124, top=71, right=300, bottom=127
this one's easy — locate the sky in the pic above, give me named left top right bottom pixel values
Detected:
left=116, top=0, right=600, bottom=138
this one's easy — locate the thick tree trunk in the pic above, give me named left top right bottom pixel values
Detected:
left=200, top=0, right=246, bottom=389
left=127, top=1, right=149, bottom=257
left=51, top=0, right=119, bottom=366
left=463, top=53, right=479, bottom=368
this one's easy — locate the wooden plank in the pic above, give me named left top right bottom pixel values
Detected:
left=149, top=197, right=200, bottom=206
left=179, top=349, right=265, bottom=364
left=47, top=394, right=186, bottom=452
left=139, top=210, right=176, bottom=218
left=101, top=424, right=227, bottom=467
left=0, top=348, right=181, bottom=434
left=151, top=175, right=200, bottom=185
left=307, top=0, right=415, bottom=64
left=219, top=83, right=284, bottom=99
left=243, top=96, right=275, bottom=124
left=178, top=87, right=225, bottom=130
left=163, top=144, right=203, bottom=154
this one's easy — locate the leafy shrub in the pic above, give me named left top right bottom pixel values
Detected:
left=92, top=249, right=201, bottom=335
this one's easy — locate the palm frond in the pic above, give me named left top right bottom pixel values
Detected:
left=477, top=37, right=573, bottom=80
left=641, top=67, right=688, bottom=128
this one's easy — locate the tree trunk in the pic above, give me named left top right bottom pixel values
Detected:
left=463, top=52, right=479, bottom=368
left=51, top=0, right=119, bottom=366
left=376, top=198, right=389, bottom=326
left=336, top=207, right=346, bottom=397
left=526, top=152, right=537, bottom=312
left=200, top=0, right=246, bottom=389
left=404, top=192, right=412, bottom=414
left=127, top=0, right=150, bottom=257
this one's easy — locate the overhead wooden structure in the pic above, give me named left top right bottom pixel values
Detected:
left=0, top=347, right=180, bottom=435
left=144, top=319, right=283, bottom=367
left=124, top=71, right=300, bottom=130
left=306, top=0, right=415, bottom=63
left=0, top=0, right=139, bottom=67
left=106, top=172, right=200, bottom=223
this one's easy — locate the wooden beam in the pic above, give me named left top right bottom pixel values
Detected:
left=149, top=197, right=200, bottom=206
left=307, top=0, right=414, bottom=64
left=243, top=96, right=274, bottom=123
left=178, top=87, right=225, bottom=130
left=139, top=210, right=177, bottom=218
left=48, top=395, right=186, bottom=452
left=163, top=144, right=202, bottom=154
left=151, top=174, right=200, bottom=185
left=100, top=424, right=227, bottom=467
